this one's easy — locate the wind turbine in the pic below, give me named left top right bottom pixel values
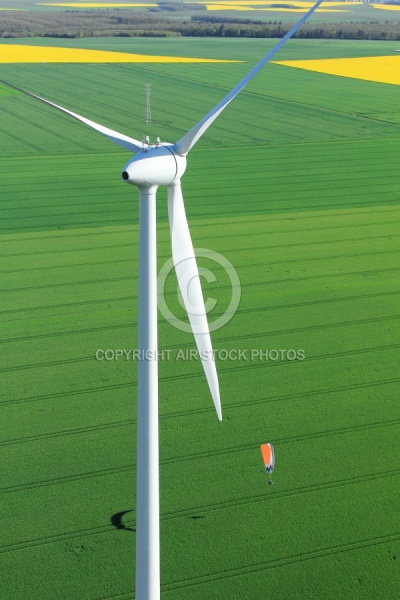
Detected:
left=3, top=2, right=322, bottom=597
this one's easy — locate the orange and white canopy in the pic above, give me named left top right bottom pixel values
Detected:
left=260, top=443, right=275, bottom=474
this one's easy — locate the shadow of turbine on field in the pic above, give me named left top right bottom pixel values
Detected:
left=111, top=510, right=135, bottom=532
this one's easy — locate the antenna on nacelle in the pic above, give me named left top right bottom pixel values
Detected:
left=145, top=83, right=151, bottom=125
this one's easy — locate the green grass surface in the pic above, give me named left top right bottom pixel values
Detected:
left=0, top=37, right=399, bottom=599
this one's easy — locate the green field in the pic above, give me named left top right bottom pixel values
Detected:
left=1, top=0, right=400, bottom=25
left=0, top=37, right=400, bottom=599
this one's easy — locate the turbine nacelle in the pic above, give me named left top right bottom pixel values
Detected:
left=121, top=144, right=186, bottom=188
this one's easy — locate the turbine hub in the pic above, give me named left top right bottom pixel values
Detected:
left=121, top=144, right=186, bottom=187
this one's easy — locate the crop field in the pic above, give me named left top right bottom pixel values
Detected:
left=275, top=54, right=400, bottom=86
left=0, top=44, right=237, bottom=63
left=0, top=36, right=400, bottom=599
left=1, top=0, right=400, bottom=24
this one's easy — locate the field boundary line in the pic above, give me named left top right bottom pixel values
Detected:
left=161, top=467, right=400, bottom=521
left=0, top=265, right=399, bottom=297
left=0, top=340, right=399, bottom=378
left=1, top=312, right=399, bottom=351
left=1, top=374, right=398, bottom=415
left=160, top=417, right=400, bottom=466
left=0, top=231, right=396, bottom=261
left=0, top=206, right=398, bottom=245
left=1, top=470, right=399, bottom=557
left=1, top=288, right=399, bottom=322
left=0, top=246, right=398, bottom=278
left=161, top=531, right=400, bottom=592
left=0, top=462, right=134, bottom=497
left=1, top=415, right=399, bottom=478
left=1, top=196, right=398, bottom=233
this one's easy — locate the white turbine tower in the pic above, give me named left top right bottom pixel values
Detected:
left=5, top=2, right=322, bottom=597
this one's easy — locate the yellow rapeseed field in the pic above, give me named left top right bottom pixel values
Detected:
left=371, top=3, right=400, bottom=10
left=201, top=1, right=352, bottom=11
left=37, top=0, right=361, bottom=9
left=197, top=1, right=361, bottom=5
left=274, top=56, right=400, bottom=87
left=205, top=4, right=347, bottom=10
left=37, top=3, right=156, bottom=6
left=205, top=4, right=256, bottom=10
left=0, top=45, right=239, bottom=64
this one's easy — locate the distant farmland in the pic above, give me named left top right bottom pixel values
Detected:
left=0, top=36, right=399, bottom=599
left=1, top=0, right=400, bottom=39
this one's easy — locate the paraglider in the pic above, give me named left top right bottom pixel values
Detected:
left=260, top=443, right=275, bottom=485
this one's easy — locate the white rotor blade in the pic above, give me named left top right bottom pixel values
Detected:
left=174, top=0, right=324, bottom=156
left=167, top=183, right=222, bottom=421
left=0, top=79, right=142, bottom=153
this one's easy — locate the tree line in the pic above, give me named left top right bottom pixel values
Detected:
left=1, top=9, right=400, bottom=41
